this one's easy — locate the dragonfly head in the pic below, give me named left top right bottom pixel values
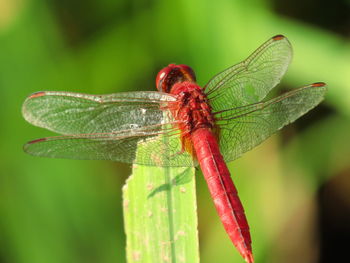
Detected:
left=156, top=64, right=196, bottom=93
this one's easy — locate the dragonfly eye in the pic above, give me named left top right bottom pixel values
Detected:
left=156, top=64, right=196, bottom=93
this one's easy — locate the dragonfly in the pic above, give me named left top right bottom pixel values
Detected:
left=22, top=35, right=326, bottom=263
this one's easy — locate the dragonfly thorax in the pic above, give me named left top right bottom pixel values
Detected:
left=170, top=81, right=215, bottom=137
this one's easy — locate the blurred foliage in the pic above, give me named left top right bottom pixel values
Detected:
left=0, top=0, right=349, bottom=263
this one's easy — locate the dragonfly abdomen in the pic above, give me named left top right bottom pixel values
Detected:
left=191, top=128, right=253, bottom=263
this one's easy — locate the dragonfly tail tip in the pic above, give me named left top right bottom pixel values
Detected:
left=244, top=252, right=254, bottom=263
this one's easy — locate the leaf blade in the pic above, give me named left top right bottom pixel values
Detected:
left=123, top=165, right=199, bottom=263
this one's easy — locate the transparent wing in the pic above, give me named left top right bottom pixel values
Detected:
left=22, top=91, right=177, bottom=134
left=215, top=83, right=326, bottom=163
left=22, top=90, right=196, bottom=166
left=24, top=127, right=195, bottom=167
left=205, top=35, right=292, bottom=111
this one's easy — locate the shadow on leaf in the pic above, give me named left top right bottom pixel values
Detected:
left=148, top=168, right=194, bottom=198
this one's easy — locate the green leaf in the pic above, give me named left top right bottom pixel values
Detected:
left=122, top=165, right=199, bottom=263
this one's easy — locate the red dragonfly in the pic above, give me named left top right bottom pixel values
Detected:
left=22, top=35, right=326, bottom=263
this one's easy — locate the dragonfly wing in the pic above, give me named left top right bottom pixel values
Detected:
left=215, top=83, right=326, bottom=163
left=205, top=35, right=292, bottom=111
left=22, top=91, right=177, bottom=134
left=24, top=127, right=195, bottom=167
left=22, top=91, right=195, bottom=166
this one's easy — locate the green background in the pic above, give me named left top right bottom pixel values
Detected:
left=1, top=0, right=349, bottom=262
